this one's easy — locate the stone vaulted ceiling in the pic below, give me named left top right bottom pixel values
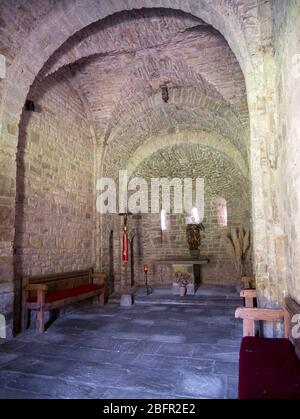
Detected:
left=133, top=143, right=250, bottom=205
left=24, top=8, right=250, bottom=175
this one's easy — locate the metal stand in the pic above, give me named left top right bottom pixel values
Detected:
left=119, top=212, right=134, bottom=307
left=144, top=271, right=153, bottom=295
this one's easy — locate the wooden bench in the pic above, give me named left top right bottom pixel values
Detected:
left=235, top=297, right=300, bottom=399
left=22, top=269, right=105, bottom=333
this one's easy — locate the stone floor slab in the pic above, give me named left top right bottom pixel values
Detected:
left=0, top=285, right=242, bottom=399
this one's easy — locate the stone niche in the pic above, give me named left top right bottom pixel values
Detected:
left=101, top=143, right=252, bottom=290
left=155, top=259, right=209, bottom=295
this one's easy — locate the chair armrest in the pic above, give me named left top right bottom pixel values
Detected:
left=235, top=307, right=284, bottom=321
left=240, top=289, right=257, bottom=298
left=91, top=272, right=105, bottom=286
left=240, top=289, right=257, bottom=308
left=235, top=307, right=284, bottom=337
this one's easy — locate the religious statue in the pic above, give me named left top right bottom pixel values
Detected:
left=186, top=223, right=205, bottom=258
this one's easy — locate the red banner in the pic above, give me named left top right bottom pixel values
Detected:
left=122, top=232, right=129, bottom=262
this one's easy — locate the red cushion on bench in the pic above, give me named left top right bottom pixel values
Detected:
left=29, top=284, right=104, bottom=303
left=239, top=337, right=300, bottom=399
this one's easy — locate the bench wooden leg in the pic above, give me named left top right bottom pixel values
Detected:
left=22, top=306, right=28, bottom=330
left=245, top=297, right=254, bottom=308
left=37, top=290, right=45, bottom=333
left=37, top=308, right=45, bottom=333
left=99, top=292, right=105, bottom=306
left=243, top=319, right=255, bottom=337
left=22, top=290, right=29, bottom=330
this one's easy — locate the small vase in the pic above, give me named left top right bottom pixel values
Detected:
left=179, top=286, right=186, bottom=297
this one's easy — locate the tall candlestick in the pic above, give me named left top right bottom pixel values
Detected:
left=122, top=227, right=129, bottom=263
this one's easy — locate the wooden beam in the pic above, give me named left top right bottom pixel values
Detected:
left=240, top=289, right=257, bottom=299
left=240, top=289, right=257, bottom=308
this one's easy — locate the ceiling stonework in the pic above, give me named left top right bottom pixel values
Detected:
left=2, top=4, right=251, bottom=204
left=27, top=8, right=250, bottom=177
left=132, top=143, right=250, bottom=208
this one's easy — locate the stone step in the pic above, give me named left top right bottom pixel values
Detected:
left=108, top=293, right=240, bottom=308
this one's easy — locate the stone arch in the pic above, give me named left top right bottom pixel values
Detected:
left=1, top=3, right=256, bottom=176
left=126, top=131, right=248, bottom=178
left=102, top=99, right=248, bottom=179
left=0, top=1, right=281, bottom=335
left=40, top=6, right=251, bottom=82
left=100, top=51, right=246, bottom=135
left=41, top=9, right=210, bottom=79
left=3, top=0, right=253, bottom=123
left=105, top=75, right=247, bottom=148
left=127, top=141, right=252, bottom=286
left=46, top=50, right=247, bottom=145
left=65, top=75, right=97, bottom=146
left=107, top=85, right=247, bottom=140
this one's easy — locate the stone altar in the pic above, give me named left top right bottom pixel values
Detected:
left=156, top=258, right=210, bottom=295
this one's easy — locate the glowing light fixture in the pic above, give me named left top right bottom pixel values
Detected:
left=160, top=209, right=167, bottom=231
left=191, top=206, right=200, bottom=224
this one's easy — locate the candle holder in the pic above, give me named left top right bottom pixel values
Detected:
left=144, top=264, right=153, bottom=295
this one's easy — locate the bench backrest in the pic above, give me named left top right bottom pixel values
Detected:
left=23, top=269, right=93, bottom=295
left=284, top=297, right=300, bottom=359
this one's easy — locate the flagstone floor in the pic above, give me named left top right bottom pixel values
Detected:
left=0, top=285, right=242, bottom=399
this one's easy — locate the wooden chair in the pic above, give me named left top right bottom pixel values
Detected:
left=240, top=289, right=257, bottom=309
left=235, top=297, right=300, bottom=399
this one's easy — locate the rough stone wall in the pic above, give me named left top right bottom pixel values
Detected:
left=15, top=75, right=94, bottom=275
left=0, top=0, right=56, bottom=67
left=11, top=74, right=94, bottom=329
left=272, top=0, right=300, bottom=303
left=136, top=144, right=251, bottom=286
left=100, top=143, right=251, bottom=290
left=99, top=213, right=122, bottom=294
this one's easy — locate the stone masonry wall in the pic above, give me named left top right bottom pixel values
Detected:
left=272, top=0, right=300, bottom=304
left=100, top=143, right=252, bottom=291
left=0, top=1, right=290, bottom=337
left=12, top=74, right=94, bottom=328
